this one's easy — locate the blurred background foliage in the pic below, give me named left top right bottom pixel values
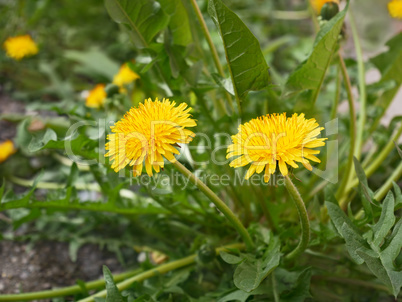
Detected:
left=0, top=0, right=401, bottom=301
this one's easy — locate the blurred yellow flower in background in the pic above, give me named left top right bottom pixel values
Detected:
left=86, top=84, right=106, bottom=108
left=227, top=113, right=326, bottom=183
left=310, top=0, right=339, bottom=13
left=3, top=35, right=38, bottom=60
left=0, top=140, right=16, bottom=163
left=105, top=98, right=196, bottom=177
left=113, top=63, right=140, bottom=87
left=388, top=0, right=402, bottom=18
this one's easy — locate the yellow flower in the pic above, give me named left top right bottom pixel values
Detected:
left=310, top=0, right=339, bottom=13
left=112, top=63, right=140, bottom=87
left=86, top=84, right=106, bottom=108
left=0, top=140, right=16, bottom=163
left=388, top=0, right=402, bottom=18
left=3, top=35, right=38, bottom=60
left=105, top=98, right=196, bottom=176
left=227, top=113, right=326, bottom=183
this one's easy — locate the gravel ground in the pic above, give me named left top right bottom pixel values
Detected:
left=0, top=240, right=123, bottom=299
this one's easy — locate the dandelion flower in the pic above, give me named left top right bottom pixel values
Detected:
left=113, top=63, right=140, bottom=87
left=388, top=0, right=402, bottom=18
left=310, top=0, right=339, bottom=13
left=86, top=84, right=106, bottom=108
left=0, top=140, right=16, bottom=163
left=105, top=98, right=196, bottom=176
left=3, top=35, right=38, bottom=60
left=227, top=113, right=326, bottom=183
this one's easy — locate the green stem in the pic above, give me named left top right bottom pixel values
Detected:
left=335, top=54, right=357, bottom=201
left=0, top=269, right=142, bottom=301
left=284, top=175, right=310, bottom=260
left=172, top=160, right=254, bottom=250
left=350, top=12, right=366, bottom=161
left=374, top=160, right=402, bottom=201
left=78, top=243, right=245, bottom=302
left=330, top=65, right=341, bottom=121
left=189, top=0, right=233, bottom=113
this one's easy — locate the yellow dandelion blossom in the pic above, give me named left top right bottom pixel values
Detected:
left=112, top=63, right=140, bottom=87
left=310, top=0, right=339, bottom=13
left=105, top=98, right=196, bottom=177
left=388, top=0, right=402, bottom=18
left=0, top=140, right=16, bottom=163
left=227, top=113, right=326, bottom=183
left=86, top=84, right=106, bottom=108
left=3, top=35, right=38, bottom=60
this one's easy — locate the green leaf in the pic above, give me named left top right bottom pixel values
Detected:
left=393, top=182, right=402, bottom=209
left=105, top=0, right=169, bottom=47
left=103, top=265, right=125, bottom=302
left=340, top=223, right=366, bottom=264
left=371, top=191, right=395, bottom=248
left=220, top=251, right=244, bottom=264
left=28, top=128, right=58, bottom=153
left=208, top=0, right=270, bottom=106
left=284, top=3, right=347, bottom=100
left=64, top=48, right=120, bottom=79
left=233, top=237, right=280, bottom=292
left=357, top=249, right=402, bottom=297
left=381, top=219, right=402, bottom=268
left=158, top=0, right=192, bottom=46
left=280, top=268, right=312, bottom=302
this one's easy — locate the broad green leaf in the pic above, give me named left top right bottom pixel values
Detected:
left=208, top=0, right=270, bottom=107
left=158, top=0, right=192, bottom=46
left=284, top=4, right=347, bottom=99
left=28, top=128, right=57, bottom=153
left=234, top=237, right=280, bottom=292
left=220, top=251, right=244, bottom=264
left=103, top=265, right=125, bottom=302
left=371, top=192, right=395, bottom=248
left=280, top=268, right=312, bottom=302
left=325, top=197, right=360, bottom=235
left=105, top=0, right=169, bottom=47
left=64, top=49, right=120, bottom=79
left=353, top=157, right=376, bottom=221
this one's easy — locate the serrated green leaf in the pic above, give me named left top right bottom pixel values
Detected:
left=325, top=198, right=361, bottom=235
left=158, top=0, right=192, bottom=46
left=381, top=219, right=402, bottom=268
left=284, top=4, right=347, bottom=100
left=105, top=0, right=169, bottom=47
left=371, top=192, right=395, bottom=247
left=208, top=0, right=270, bottom=107
left=357, top=249, right=402, bottom=297
left=103, top=265, right=125, bottom=302
left=340, top=223, right=366, bottom=264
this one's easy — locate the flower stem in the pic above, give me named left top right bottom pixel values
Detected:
left=172, top=160, right=254, bottom=250
left=350, top=12, right=366, bottom=161
left=284, top=175, right=310, bottom=260
left=78, top=243, right=245, bottom=302
left=189, top=0, right=234, bottom=113
left=335, top=54, right=357, bottom=201
left=0, top=269, right=142, bottom=301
